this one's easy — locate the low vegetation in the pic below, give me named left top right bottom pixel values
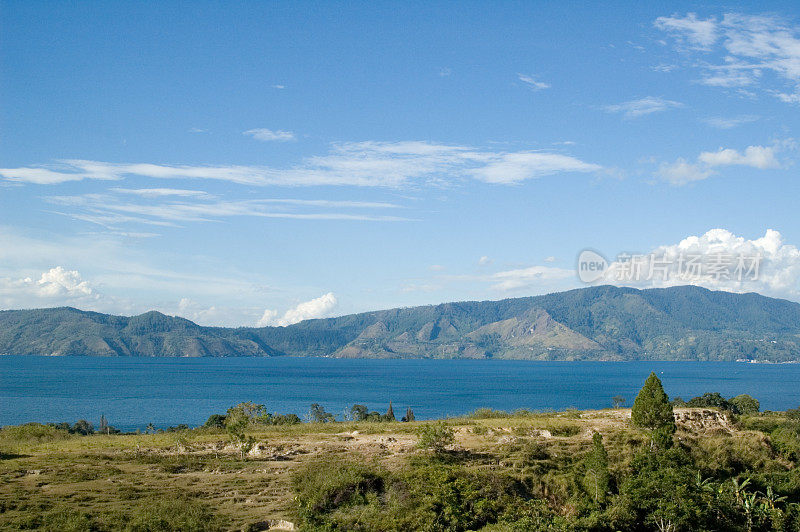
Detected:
left=3, top=374, right=800, bottom=530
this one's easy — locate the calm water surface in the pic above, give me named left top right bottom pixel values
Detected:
left=1, top=356, right=799, bottom=431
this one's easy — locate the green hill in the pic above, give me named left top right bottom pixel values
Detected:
left=1, top=285, right=799, bottom=360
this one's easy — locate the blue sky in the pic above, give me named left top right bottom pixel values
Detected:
left=2, top=1, right=800, bottom=325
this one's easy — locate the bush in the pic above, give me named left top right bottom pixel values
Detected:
left=730, top=394, right=760, bottom=415
left=126, top=498, right=225, bottom=531
left=416, top=422, right=455, bottom=452
left=292, top=459, right=385, bottom=522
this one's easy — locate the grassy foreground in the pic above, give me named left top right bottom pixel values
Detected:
left=3, top=405, right=800, bottom=531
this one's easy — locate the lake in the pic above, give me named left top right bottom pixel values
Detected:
left=1, top=356, right=799, bottom=431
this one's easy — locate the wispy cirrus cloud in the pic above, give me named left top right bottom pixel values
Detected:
left=517, top=73, right=550, bottom=90
left=243, top=128, right=296, bottom=142
left=655, top=12, right=800, bottom=102
left=603, top=96, right=684, bottom=118
left=0, top=141, right=601, bottom=187
left=702, top=115, right=759, bottom=129
left=46, top=191, right=411, bottom=229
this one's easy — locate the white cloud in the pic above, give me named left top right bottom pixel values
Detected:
left=46, top=193, right=410, bottom=228
left=1, top=142, right=600, bottom=187
left=243, top=128, right=296, bottom=142
left=490, top=265, right=573, bottom=291
left=656, top=158, right=714, bottom=185
left=655, top=13, right=800, bottom=102
left=517, top=73, right=550, bottom=90
left=257, top=292, right=338, bottom=326
left=429, top=264, right=445, bottom=272
left=657, top=144, right=784, bottom=185
left=698, top=145, right=780, bottom=169
left=544, top=256, right=557, bottom=263
left=702, top=115, right=759, bottom=129
left=468, top=152, right=601, bottom=184
left=600, top=229, right=800, bottom=299
left=603, top=97, right=684, bottom=118
left=478, top=256, right=492, bottom=266
left=0, top=267, right=100, bottom=309
left=655, top=13, right=718, bottom=49
left=110, top=188, right=211, bottom=198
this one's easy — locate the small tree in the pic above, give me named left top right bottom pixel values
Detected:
left=416, top=422, right=454, bottom=453
left=612, top=396, right=626, bottom=409
left=384, top=401, right=396, bottom=422
left=631, top=372, right=676, bottom=450
left=730, top=394, right=760, bottom=415
left=309, top=403, right=335, bottom=423
left=583, top=432, right=610, bottom=504
left=72, top=419, right=94, bottom=435
left=402, top=407, right=415, bottom=422
left=350, top=404, right=368, bottom=422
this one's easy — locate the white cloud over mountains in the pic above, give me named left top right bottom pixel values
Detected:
left=0, top=267, right=98, bottom=309
left=257, top=292, right=338, bottom=327
left=599, top=229, right=800, bottom=299
left=0, top=141, right=601, bottom=187
left=656, top=12, right=800, bottom=102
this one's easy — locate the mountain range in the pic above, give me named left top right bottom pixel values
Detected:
left=1, top=285, right=799, bottom=361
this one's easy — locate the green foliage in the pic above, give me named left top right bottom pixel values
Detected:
left=125, top=498, right=225, bottom=531
left=6, top=285, right=800, bottom=360
left=416, top=422, right=455, bottom=452
left=308, top=403, right=335, bottom=423
left=687, top=392, right=730, bottom=410
left=731, top=394, right=761, bottom=415
left=631, top=372, right=676, bottom=448
left=203, top=414, right=226, bottom=428
left=583, top=432, right=610, bottom=503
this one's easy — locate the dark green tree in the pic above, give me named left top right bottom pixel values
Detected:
left=309, top=403, right=335, bottom=423
left=384, top=401, right=396, bottom=422
left=730, top=394, right=760, bottom=415
left=583, top=432, right=611, bottom=504
left=631, top=372, right=676, bottom=449
left=402, top=407, right=415, bottom=422
left=350, top=404, right=368, bottom=422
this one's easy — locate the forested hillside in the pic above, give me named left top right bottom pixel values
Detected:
left=1, top=285, right=799, bottom=361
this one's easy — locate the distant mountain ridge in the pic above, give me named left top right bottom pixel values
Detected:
left=1, top=285, right=800, bottom=361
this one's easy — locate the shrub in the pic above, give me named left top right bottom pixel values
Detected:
left=416, top=422, right=455, bottom=452
left=126, top=498, right=225, bottom=531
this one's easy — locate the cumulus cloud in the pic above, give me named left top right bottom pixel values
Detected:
left=599, top=229, right=800, bottom=299
left=0, top=141, right=600, bottom=187
left=517, top=73, right=550, bottom=90
left=478, top=256, right=493, bottom=266
left=243, top=128, right=296, bottom=142
left=257, top=292, right=338, bottom=327
left=698, top=145, right=780, bottom=169
left=656, top=159, right=714, bottom=185
left=656, top=144, right=784, bottom=185
left=603, top=97, right=683, bottom=118
left=0, top=267, right=99, bottom=308
left=655, top=13, right=800, bottom=102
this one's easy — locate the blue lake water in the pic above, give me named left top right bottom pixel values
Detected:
left=1, top=356, right=799, bottom=431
